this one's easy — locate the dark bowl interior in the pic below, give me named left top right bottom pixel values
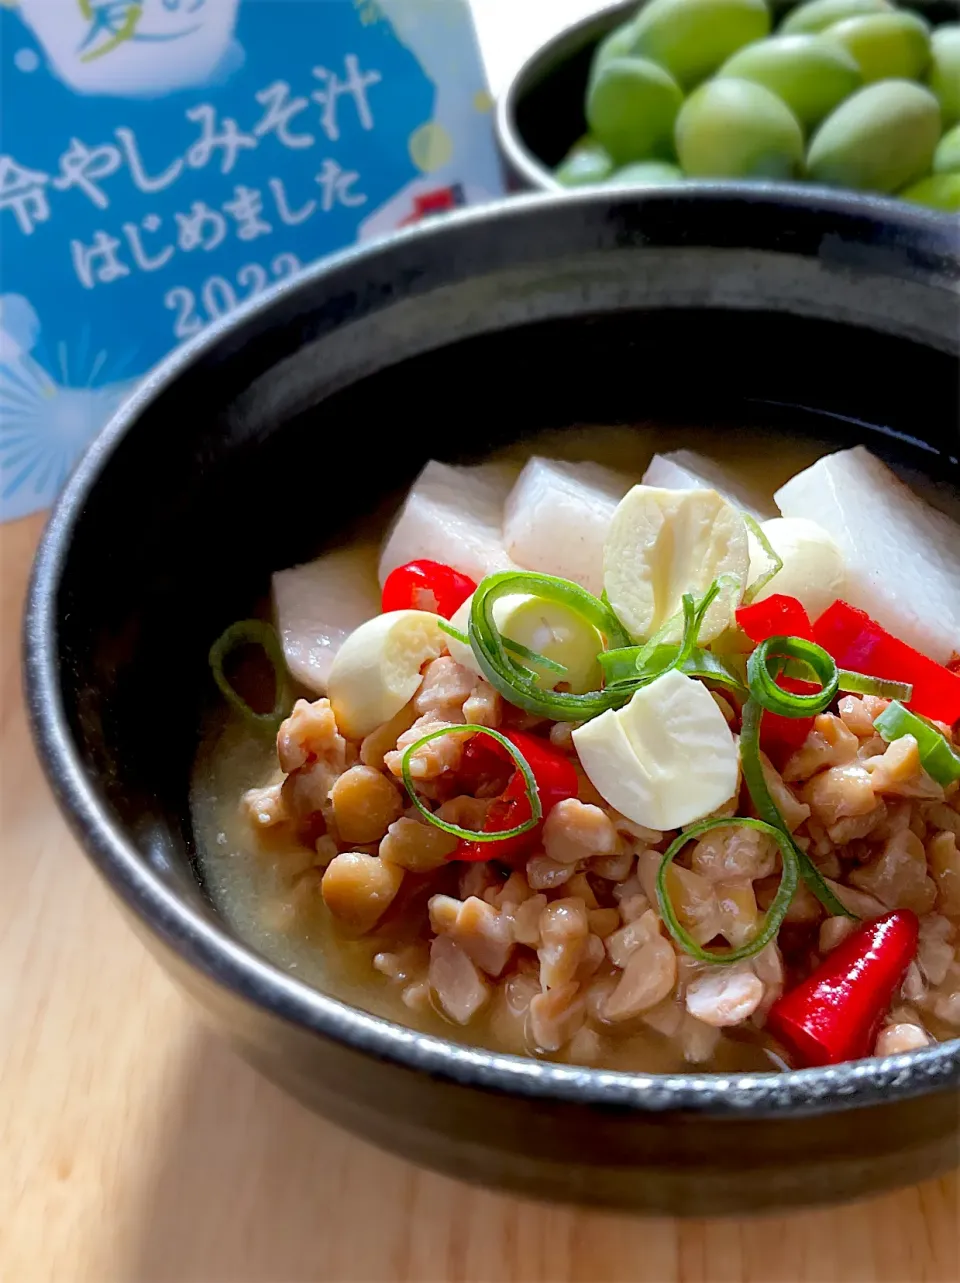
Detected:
left=25, top=190, right=960, bottom=1214
left=502, top=0, right=959, bottom=190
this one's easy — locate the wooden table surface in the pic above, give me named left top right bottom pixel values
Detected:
left=2, top=6, right=959, bottom=1278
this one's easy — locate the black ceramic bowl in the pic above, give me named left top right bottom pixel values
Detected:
left=497, top=0, right=957, bottom=198
left=24, top=190, right=960, bottom=1216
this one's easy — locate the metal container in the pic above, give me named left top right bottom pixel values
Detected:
left=496, top=0, right=958, bottom=197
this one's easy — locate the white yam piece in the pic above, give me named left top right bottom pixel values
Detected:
left=502, top=456, right=636, bottom=595
left=775, top=446, right=960, bottom=665
left=273, top=544, right=381, bottom=694
left=642, top=450, right=776, bottom=520
left=378, top=460, right=518, bottom=587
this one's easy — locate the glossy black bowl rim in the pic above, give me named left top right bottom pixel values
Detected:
left=23, top=189, right=960, bottom=1118
left=495, top=0, right=958, bottom=221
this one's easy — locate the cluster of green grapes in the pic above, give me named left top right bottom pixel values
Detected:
left=554, top=0, right=960, bottom=211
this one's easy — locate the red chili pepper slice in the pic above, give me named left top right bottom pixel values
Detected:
left=381, top=559, right=476, bottom=619
left=767, top=909, right=919, bottom=1067
left=757, top=677, right=817, bottom=768
left=456, top=730, right=579, bottom=863
left=813, top=600, right=960, bottom=725
left=455, top=733, right=514, bottom=798
left=736, top=595, right=816, bottom=765
left=736, top=594, right=814, bottom=643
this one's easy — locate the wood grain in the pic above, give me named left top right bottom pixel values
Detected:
left=1, top=515, right=958, bottom=1283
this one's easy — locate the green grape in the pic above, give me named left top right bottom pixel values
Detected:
left=590, top=21, right=640, bottom=87
left=824, top=12, right=931, bottom=84
left=928, top=25, right=960, bottom=128
left=780, top=0, right=893, bottom=37
left=607, top=160, right=685, bottom=185
left=718, top=34, right=861, bottom=131
left=554, top=137, right=615, bottom=186
left=675, top=78, right=804, bottom=178
left=807, top=80, right=941, bottom=193
left=586, top=56, right=684, bottom=164
left=934, top=123, right=960, bottom=175
left=628, top=0, right=771, bottom=89
left=898, top=172, right=960, bottom=212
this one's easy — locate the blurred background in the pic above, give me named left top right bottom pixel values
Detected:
left=0, top=0, right=602, bottom=523
left=2, top=0, right=955, bottom=522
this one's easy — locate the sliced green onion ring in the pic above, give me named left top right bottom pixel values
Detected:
left=575, top=587, right=699, bottom=693
left=601, top=644, right=748, bottom=698
left=468, top=571, right=632, bottom=721
left=837, top=669, right=913, bottom=701
left=656, top=816, right=799, bottom=963
left=741, top=514, right=782, bottom=605
left=631, top=573, right=738, bottom=670
left=438, top=617, right=568, bottom=679
left=611, top=587, right=705, bottom=688
left=208, top=619, right=291, bottom=731
left=399, top=724, right=542, bottom=841
left=679, top=647, right=748, bottom=697
left=747, top=635, right=839, bottom=718
left=467, top=572, right=740, bottom=720
left=499, top=637, right=568, bottom=678
left=598, top=578, right=743, bottom=694
left=631, top=593, right=695, bottom=671
left=437, top=618, right=470, bottom=646
left=674, top=582, right=718, bottom=669
left=779, top=656, right=913, bottom=702
left=740, top=698, right=854, bottom=918
left=674, top=576, right=742, bottom=665
left=597, top=646, right=646, bottom=686
left=874, top=701, right=960, bottom=787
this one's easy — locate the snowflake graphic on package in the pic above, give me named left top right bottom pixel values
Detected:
left=0, top=0, right=503, bottom=519
left=0, top=295, right=138, bottom=516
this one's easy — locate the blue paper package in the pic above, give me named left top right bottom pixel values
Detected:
left=0, top=0, right=504, bottom=520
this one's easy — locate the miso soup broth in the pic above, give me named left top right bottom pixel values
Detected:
left=191, top=423, right=960, bottom=1074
